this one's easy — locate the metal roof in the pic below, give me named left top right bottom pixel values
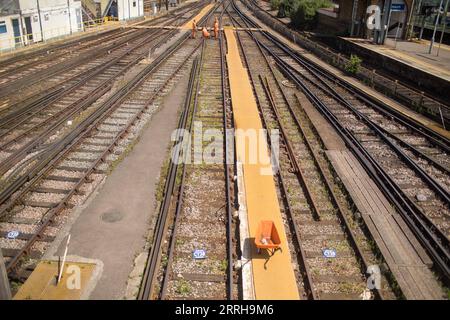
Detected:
left=0, top=0, right=20, bottom=15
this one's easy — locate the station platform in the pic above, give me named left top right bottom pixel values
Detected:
left=13, top=257, right=100, bottom=300
left=224, top=27, right=300, bottom=300
left=343, top=37, right=450, bottom=83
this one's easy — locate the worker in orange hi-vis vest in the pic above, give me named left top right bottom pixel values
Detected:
left=214, top=17, right=219, bottom=39
left=202, top=26, right=210, bottom=39
left=192, top=19, right=197, bottom=39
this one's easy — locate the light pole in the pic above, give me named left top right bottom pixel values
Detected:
left=350, top=0, right=359, bottom=37
left=406, top=0, right=416, bottom=40
left=36, top=0, right=44, bottom=41
left=429, top=0, right=444, bottom=54
left=378, top=0, right=393, bottom=44
left=437, top=0, right=449, bottom=56
left=67, top=0, right=72, bottom=35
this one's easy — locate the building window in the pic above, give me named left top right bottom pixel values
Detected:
left=133, top=1, right=136, bottom=7
left=33, top=15, right=38, bottom=22
left=0, top=21, right=6, bottom=34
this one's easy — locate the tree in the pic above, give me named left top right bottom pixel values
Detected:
left=289, top=0, right=331, bottom=30
left=278, top=0, right=299, bottom=18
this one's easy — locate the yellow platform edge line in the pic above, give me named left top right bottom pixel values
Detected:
left=224, top=28, right=300, bottom=300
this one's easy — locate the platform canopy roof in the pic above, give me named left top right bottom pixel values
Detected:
left=0, top=0, right=20, bottom=15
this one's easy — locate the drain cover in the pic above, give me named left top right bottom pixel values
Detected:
left=101, top=209, right=124, bottom=223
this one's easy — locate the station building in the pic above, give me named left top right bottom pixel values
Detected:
left=317, top=0, right=450, bottom=44
left=318, top=0, right=413, bottom=39
left=0, top=0, right=83, bottom=51
left=93, top=0, right=144, bottom=20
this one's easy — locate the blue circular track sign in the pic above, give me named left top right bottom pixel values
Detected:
left=193, top=249, right=206, bottom=259
left=323, top=249, right=337, bottom=258
left=7, top=230, right=20, bottom=239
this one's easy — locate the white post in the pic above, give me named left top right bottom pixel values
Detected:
left=394, top=22, right=401, bottom=48
left=406, top=0, right=416, bottom=40
left=437, top=0, right=449, bottom=56
left=351, top=0, right=359, bottom=37
left=57, top=234, right=71, bottom=285
left=67, top=0, right=72, bottom=34
left=429, top=0, right=444, bottom=54
left=36, top=0, right=44, bottom=42
left=0, top=250, right=12, bottom=300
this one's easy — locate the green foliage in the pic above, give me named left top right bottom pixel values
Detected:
left=277, top=0, right=299, bottom=18
left=345, top=54, right=362, bottom=74
left=278, top=0, right=331, bottom=29
left=270, top=0, right=282, bottom=10
left=176, top=279, right=191, bottom=295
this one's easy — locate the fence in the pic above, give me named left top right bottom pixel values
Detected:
left=0, top=16, right=118, bottom=55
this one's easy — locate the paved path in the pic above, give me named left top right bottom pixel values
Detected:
left=52, top=72, right=190, bottom=299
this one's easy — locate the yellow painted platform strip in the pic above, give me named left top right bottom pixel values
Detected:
left=181, top=3, right=214, bottom=30
left=14, top=260, right=95, bottom=300
left=224, top=28, right=300, bottom=300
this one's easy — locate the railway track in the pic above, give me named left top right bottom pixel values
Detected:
left=0, top=1, right=206, bottom=110
left=230, top=0, right=449, bottom=294
left=0, top=2, right=212, bottom=188
left=139, top=5, right=235, bottom=300
left=0, top=29, right=134, bottom=86
left=0, top=4, right=196, bottom=82
left=0, top=29, right=173, bottom=178
left=244, top=0, right=450, bottom=127
left=0, top=3, right=214, bottom=288
left=0, top=0, right=447, bottom=300
left=227, top=4, right=389, bottom=300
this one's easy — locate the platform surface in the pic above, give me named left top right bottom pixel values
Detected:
left=14, top=260, right=96, bottom=300
left=224, top=28, right=300, bottom=300
left=327, top=150, right=444, bottom=300
left=344, top=37, right=450, bottom=82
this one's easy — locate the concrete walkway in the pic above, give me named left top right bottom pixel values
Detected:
left=50, top=71, right=190, bottom=299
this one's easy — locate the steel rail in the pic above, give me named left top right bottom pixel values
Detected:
left=268, top=42, right=450, bottom=203
left=0, top=28, right=170, bottom=133
left=159, top=7, right=234, bottom=299
left=0, top=29, right=152, bottom=97
left=5, top=30, right=202, bottom=275
left=236, top=1, right=450, bottom=151
left=0, top=1, right=207, bottom=102
left=0, top=29, right=176, bottom=178
left=219, top=3, right=235, bottom=300
left=0, top=4, right=204, bottom=127
left=227, top=5, right=384, bottom=299
left=244, top=0, right=450, bottom=125
left=138, top=55, right=200, bottom=302
left=137, top=3, right=221, bottom=300
left=0, top=4, right=215, bottom=182
left=0, top=24, right=201, bottom=218
left=0, top=29, right=161, bottom=123
left=231, top=2, right=450, bottom=284
left=159, top=44, right=204, bottom=299
left=0, top=29, right=134, bottom=80
left=0, top=0, right=202, bottom=76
